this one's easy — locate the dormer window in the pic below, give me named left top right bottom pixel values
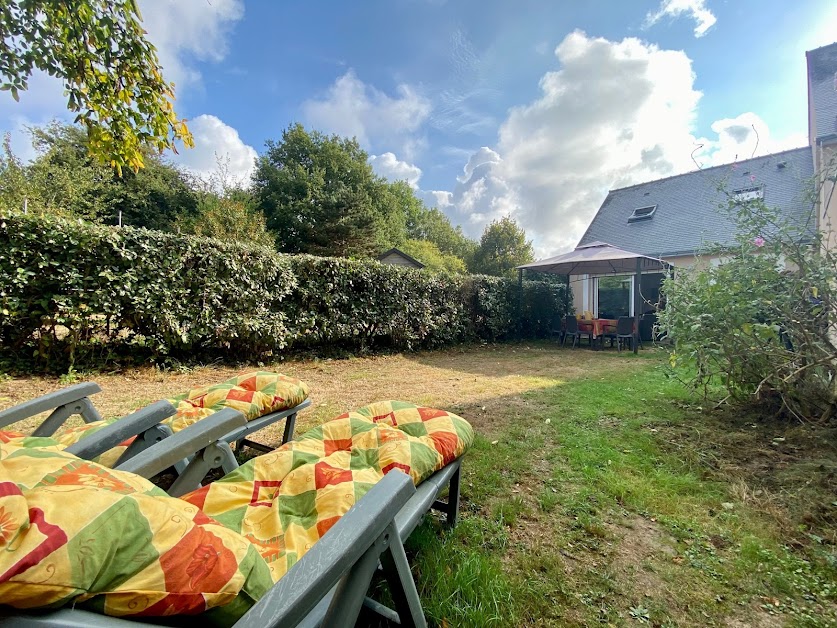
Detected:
left=628, top=205, right=656, bottom=222
left=733, top=186, right=764, bottom=202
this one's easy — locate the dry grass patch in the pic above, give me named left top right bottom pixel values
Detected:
left=0, top=343, right=630, bottom=442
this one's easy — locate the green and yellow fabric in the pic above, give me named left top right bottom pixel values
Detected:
left=182, top=401, right=474, bottom=583
left=164, top=371, right=309, bottom=433
left=0, top=372, right=310, bottom=467
left=0, top=439, right=272, bottom=624
left=0, top=401, right=473, bottom=624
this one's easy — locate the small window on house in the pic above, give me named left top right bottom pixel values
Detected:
left=733, top=186, right=764, bottom=202
left=628, top=205, right=656, bottom=222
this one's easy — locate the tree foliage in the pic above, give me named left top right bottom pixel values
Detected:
left=0, top=0, right=192, bottom=173
left=399, top=239, right=467, bottom=274
left=471, top=216, right=534, bottom=277
left=176, top=158, right=273, bottom=247
left=0, top=122, right=197, bottom=229
left=253, top=124, right=390, bottom=257
left=659, top=181, right=837, bottom=421
left=407, top=205, right=477, bottom=265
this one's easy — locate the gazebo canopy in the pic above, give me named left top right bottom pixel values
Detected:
left=517, top=241, right=670, bottom=276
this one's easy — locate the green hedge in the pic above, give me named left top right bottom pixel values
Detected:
left=0, top=212, right=570, bottom=370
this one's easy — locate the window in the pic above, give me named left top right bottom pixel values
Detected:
left=733, top=186, right=764, bottom=202
left=628, top=205, right=656, bottom=222
left=594, top=275, right=632, bottom=318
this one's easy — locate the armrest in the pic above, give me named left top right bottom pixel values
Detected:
left=64, top=400, right=177, bottom=460
left=115, top=409, right=247, bottom=479
left=0, top=382, right=102, bottom=429
left=236, top=470, right=416, bottom=628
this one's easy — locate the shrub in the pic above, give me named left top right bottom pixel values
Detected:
left=658, top=187, right=837, bottom=420
left=0, top=212, right=570, bottom=370
left=0, top=212, right=295, bottom=369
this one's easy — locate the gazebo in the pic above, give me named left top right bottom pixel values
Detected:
left=517, top=241, right=672, bottom=353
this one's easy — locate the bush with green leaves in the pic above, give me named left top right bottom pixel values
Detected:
left=0, top=211, right=294, bottom=369
left=0, top=212, right=570, bottom=371
left=658, top=188, right=837, bottom=420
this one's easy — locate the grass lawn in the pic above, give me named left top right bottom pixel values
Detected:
left=2, top=342, right=836, bottom=626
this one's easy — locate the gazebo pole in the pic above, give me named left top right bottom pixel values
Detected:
left=518, top=268, right=524, bottom=341
left=633, top=258, right=641, bottom=354
left=564, top=275, right=570, bottom=316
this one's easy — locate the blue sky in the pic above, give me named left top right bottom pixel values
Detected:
left=2, top=0, right=835, bottom=255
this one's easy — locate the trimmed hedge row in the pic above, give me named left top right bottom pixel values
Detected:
left=0, top=212, right=569, bottom=370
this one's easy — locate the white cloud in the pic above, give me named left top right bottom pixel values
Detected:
left=138, top=0, right=244, bottom=91
left=434, top=31, right=806, bottom=257
left=441, top=31, right=704, bottom=252
left=693, top=112, right=808, bottom=167
left=302, top=70, right=431, bottom=160
left=645, top=0, right=717, bottom=38
left=169, top=114, right=257, bottom=184
left=370, top=152, right=423, bottom=188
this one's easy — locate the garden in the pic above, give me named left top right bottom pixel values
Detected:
left=2, top=343, right=835, bottom=626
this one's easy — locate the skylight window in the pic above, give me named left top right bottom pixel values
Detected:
left=628, top=205, right=656, bottom=222
left=733, top=186, right=764, bottom=202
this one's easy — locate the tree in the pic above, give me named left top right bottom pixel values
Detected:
left=471, top=216, right=534, bottom=277
left=407, top=205, right=478, bottom=265
left=0, top=122, right=197, bottom=229
left=399, top=239, right=467, bottom=274
left=176, top=158, right=274, bottom=247
left=659, top=176, right=837, bottom=421
left=0, top=0, right=192, bottom=173
left=253, top=124, right=391, bottom=257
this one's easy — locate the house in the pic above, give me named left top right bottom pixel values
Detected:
left=569, top=41, right=837, bottom=318
left=376, top=247, right=425, bottom=269
left=809, top=43, right=837, bottom=248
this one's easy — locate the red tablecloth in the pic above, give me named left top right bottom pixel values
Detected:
left=578, top=318, right=619, bottom=338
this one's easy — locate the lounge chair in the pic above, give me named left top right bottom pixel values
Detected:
left=0, top=372, right=311, bottom=473
left=0, top=401, right=473, bottom=627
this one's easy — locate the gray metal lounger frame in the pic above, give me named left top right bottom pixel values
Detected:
left=1, top=410, right=462, bottom=627
left=0, top=382, right=311, bottom=481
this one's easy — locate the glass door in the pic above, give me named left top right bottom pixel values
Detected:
left=594, top=275, right=633, bottom=319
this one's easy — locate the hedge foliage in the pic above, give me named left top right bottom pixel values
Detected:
left=0, top=212, right=569, bottom=371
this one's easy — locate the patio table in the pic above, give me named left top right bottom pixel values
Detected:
left=578, top=318, right=619, bottom=348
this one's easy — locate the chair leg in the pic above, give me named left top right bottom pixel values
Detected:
left=379, top=523, right=427, bottom=628
left=431, top=463, right=462, bottom=529
left=167, top=441, right=239, bottom=497
left=282, top=412, right=297, bottom=444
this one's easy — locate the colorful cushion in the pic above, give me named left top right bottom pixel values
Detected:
left=182, top=401, right=474, bottom=583
left=0, top=400, right=473, bottom=623
left=0, top=428, right=129, bottom=468
left=0, top=442, right=273, bottom=625
left=165, top=372, right=309, bottom=433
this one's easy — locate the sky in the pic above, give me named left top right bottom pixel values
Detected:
left=2, top=0, right=836, bottom=257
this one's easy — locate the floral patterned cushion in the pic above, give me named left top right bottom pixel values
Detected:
left=0, top=442, right=272, bottom=624
left=165, top=371, right=309, bottom=433
left=182, top=401, right=474, bottom=583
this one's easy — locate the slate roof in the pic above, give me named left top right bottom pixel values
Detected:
left=807, top=42, right=837, bottom=141
left=578, top=147, right=815, bottom=258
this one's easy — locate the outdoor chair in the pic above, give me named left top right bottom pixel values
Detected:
left=0, top=372, right=312, bottom=475
left=616, top=316, right=642, bottom=351
left=0, top=400, right=474, bottom=627
left=563, top=314, right=593, bottom=348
